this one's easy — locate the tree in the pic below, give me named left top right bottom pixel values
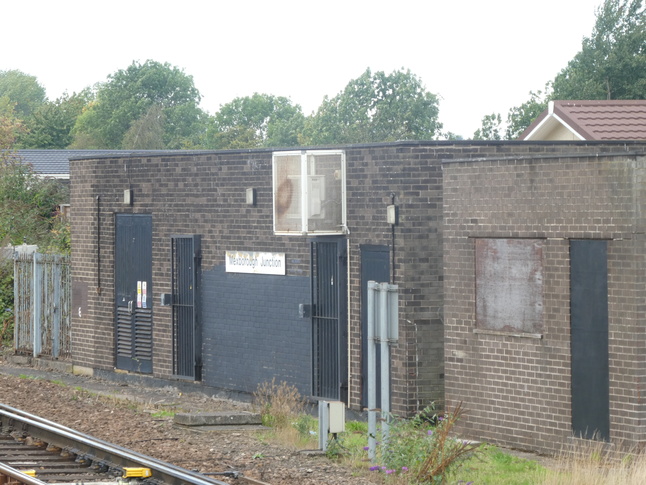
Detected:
left=505, top=86, right=551, bottom=140
left=122, top=104, right=166, bottom=149
left=205, top=93, right=305, bottom=149
left=72, top=60, right=205, bottom=149
left=1, top=100, right=68, bottom=251
left=505, top=0, right=644, bottom=138
left=304, top=68, right=442, bottom=145
left=0, top=156, right=68, bottom=248
left=552, top=0, right=645, bottom=100
left=0, top=98, right=25, bottom=150
left=473, top=113, right=503, bottom=140
left=0, top=70, right=47, bottom=118
left=18, top=90, right=92, bottom=149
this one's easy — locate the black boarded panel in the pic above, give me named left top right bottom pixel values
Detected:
left=570, top=240, right=609, bottom=441
left=475, top=239, right=543, bottom=333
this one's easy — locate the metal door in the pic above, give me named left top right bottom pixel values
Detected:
left=311, top=238, right=348, bottom=402
left=115, top=214, right=153, bottom=374
left=171, top=235, right=202, bottom=380
left=360, top=245, right=390, bottom=408
left=570, top=239, right=609, bottom=441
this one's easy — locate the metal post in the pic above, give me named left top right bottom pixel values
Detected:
left=52, top=256, right=61, bottom=359
left=367, top=281, right=377, bottom=461
left=379, top=282, right=390, bottom=444
left=32, top=253, right=42, bottom=357
left=318, top=400, right=329, bottom=451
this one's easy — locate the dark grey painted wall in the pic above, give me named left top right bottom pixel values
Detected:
left=202, top=265, right=311, bottom=396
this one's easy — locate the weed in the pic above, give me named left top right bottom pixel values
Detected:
left=253, top=378, right=304, bottom=429
left=369, top=402, right=480, bottom=483
left=18, top=374, right=39, bottom=380
left=150, top=409, right=176, bottom=418
left=293, top=413, right=316, bottom=439
left=346, top=420, right=368, bottom=433
left=49, top=379, right=66, bottom=386
left=540, top=440, right=646, bottom=485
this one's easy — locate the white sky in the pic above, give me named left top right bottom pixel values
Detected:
left=2, top=0, right=600, bottom=138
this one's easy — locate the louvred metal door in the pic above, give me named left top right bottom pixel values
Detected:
left=115, top=214, right=153, bottom=374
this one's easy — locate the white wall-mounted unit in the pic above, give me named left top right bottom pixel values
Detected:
left=272, top=150, right=346, bottom=235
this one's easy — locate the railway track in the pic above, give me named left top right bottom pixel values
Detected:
left=0, top=403, right=263, bottom=485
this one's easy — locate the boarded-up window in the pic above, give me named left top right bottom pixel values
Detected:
left=475, top=239, right=543, bottom=334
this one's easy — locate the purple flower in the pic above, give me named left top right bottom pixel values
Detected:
left=369, top=466, right=380, bottom=471
left=401, top=466, right=409, bottom=472
left=363, top=446, right=370, bottom=450
left=386, top=469, right=394, bottom=474
left=428, top=429, right=434, bottom=435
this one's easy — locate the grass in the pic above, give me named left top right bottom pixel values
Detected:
left=451, top=445, right=545, bottom=484
left=150, top=409, right=176, bottom=418
left=539, top=441, right=646, bottom=485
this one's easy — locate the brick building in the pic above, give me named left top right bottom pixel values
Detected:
left=443, top=148, right=646, bottom=453
left=70, top=141, right=646, bottom=423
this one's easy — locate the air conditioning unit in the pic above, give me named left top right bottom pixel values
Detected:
left=273, top=150, right=346, bottom=235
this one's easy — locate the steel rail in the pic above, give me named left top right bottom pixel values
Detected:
left=0, top=404, right=229, bottom=485
left=0, top=461, right=48, bottom=485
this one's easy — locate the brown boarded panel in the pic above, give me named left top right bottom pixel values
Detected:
left=475, top=239, right=543, bottom=334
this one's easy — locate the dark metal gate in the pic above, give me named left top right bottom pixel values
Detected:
left=311, top=238, right=348, bottom=402
left=115, top=214, right=153, bottom=374
left=171, top=235, right=202, bottom=380
left=570, top=239, right=609, bottom=441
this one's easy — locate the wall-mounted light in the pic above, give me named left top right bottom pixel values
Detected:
left=387, top=204, right=398, bottom=225
left=246, top=188, right=257, bottom=206
left=124, top=189, right=133, bottom=206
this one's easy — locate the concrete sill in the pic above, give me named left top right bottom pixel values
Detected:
left=473, top=329, right=543, bottom=339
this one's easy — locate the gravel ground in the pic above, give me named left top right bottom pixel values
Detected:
left=0, top=359, right=379, bottom=485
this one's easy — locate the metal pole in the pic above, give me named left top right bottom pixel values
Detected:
left=318, top=401, right=329, bottom=451
left=32, top=253, right=41, bottom=358
left=379, top=282, right=390, bottom=445
left=367, top=281, right=377, bottom=461
left=52, top=256, right=60, bottom=359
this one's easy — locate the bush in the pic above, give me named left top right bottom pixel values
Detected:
left=253, top=378, right=305, bottom=429
left=0, top=259, right=13, bottom=345
left=373, top=402, right=480, bottom=483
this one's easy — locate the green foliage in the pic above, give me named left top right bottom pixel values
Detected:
left=371, top=402, right=480, bottom=483
left=0, top=99, right=26, bottom=149
left=205, top=93, right=305, bottom=149
left=72, top=60, right=205, bottom=149
left=505, top=87, right=550, bottom=140
left=0, top=155, right=69, bottom=249
left=473, top=113, right=503, bottom=140
left=552, top=0, right=645, bottom=100
left=293, top=413, right=316, bottom=438
left=121, top=104, right=166, bottom=149
left=454, top=445, right=544, bottom=484
left=0, top=260, right=13, bottom=345
left=304, top=67, right=442, bottom=145
left=150, top=409, right=176, bottom=418
left=18, top=90, right=93, bottom=149
left=0, top=70, right=46, bottom=118
left=505, top=0, right=644, bottom=139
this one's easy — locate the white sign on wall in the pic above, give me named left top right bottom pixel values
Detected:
left=225, top=251, right=286, bottom=275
